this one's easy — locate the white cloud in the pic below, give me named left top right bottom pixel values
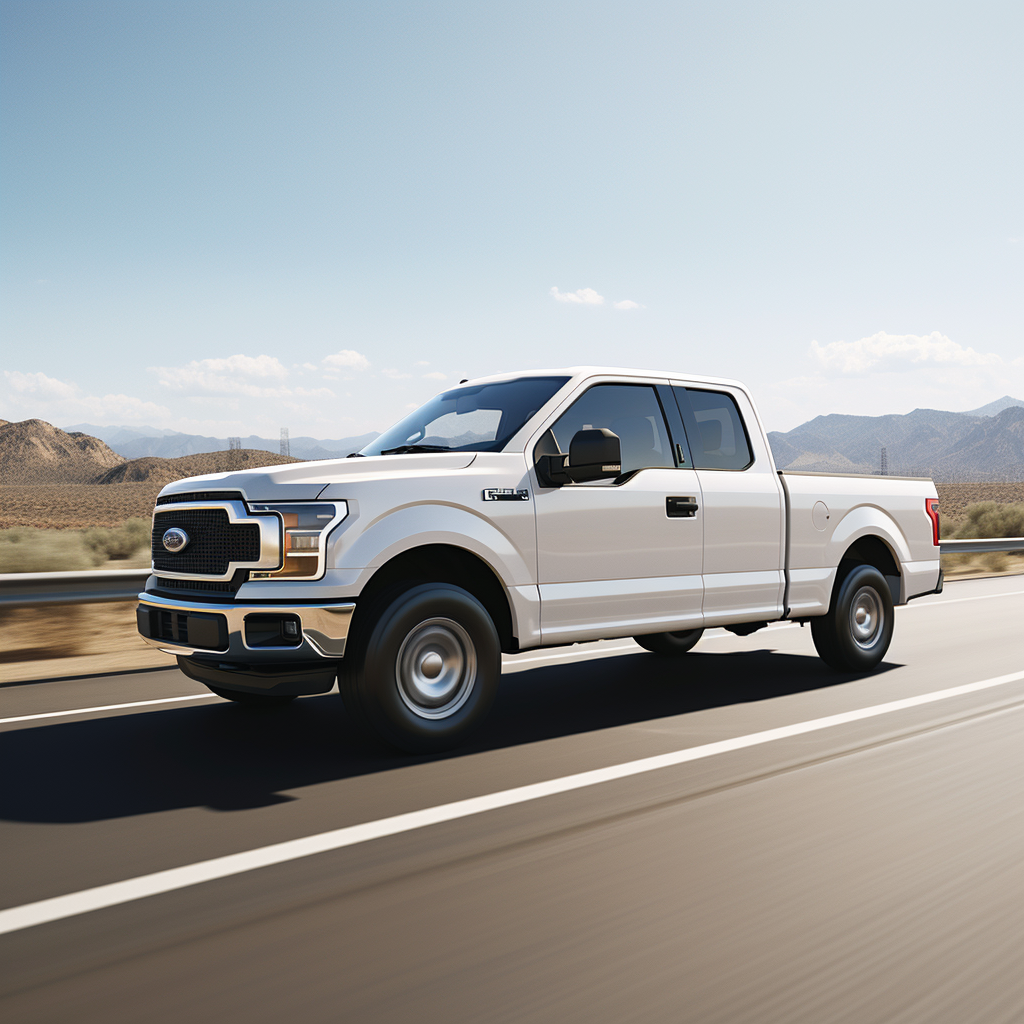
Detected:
left=4, top=370, right=78, bottom=399
left=382, top=368, right=412, bottom=379
left=323, top=349, right=370, bottom=371
left=422, top=371, right=446, bottom=380
left=1, top=370, right=172, bottom=424
left=755, top=331, right=1024, bottom=431
left=148, top=354, right=342, bottom=402
left=613, top=299, right=641, bottom=310
left=550, top=286, right=604, bottom=306
left=415, top=360, right=431, bottom=367
left=810, top=331, right=1002, bottom=375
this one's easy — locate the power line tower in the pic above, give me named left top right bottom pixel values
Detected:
left=880, top=446, right=888, bottom=476
left=280, top=428, right=290, bottom=457
left=228, top=437, right=241, bottom=451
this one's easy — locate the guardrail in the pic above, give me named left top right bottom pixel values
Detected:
left=0, top=569, right=151, bottom=609
left=939, top=538, right=1024, bottom=554
left=1, top=539, right=1022, bottom=610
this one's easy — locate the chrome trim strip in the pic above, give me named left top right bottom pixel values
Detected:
left=137, top=592, right=355, bottom=659
left=152, top=501, right=281, bottom=581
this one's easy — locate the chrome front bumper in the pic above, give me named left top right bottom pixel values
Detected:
left=136, top=592, right=356, bottom=661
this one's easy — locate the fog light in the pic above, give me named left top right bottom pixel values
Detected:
left=283, top=620, right=300, bottom=639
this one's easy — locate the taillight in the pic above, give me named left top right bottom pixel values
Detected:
left=926, top=498, right=940, bottom=546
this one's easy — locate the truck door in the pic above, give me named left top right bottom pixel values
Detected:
left=671, top=385, right=785, bottom=625
left=532, top=382, right=704, bottom=645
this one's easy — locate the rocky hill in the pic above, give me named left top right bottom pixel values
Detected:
left=0, top=419, right=126, bottom=484
left=95, top=449, right=302, bottom=487
left=768, top=405, right=1024, bottom=480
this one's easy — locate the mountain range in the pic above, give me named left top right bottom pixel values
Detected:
left=6, top=393, right=1022, bottom=483
left=65, top=424, right=379, bottom=461
left=767, top=397, right=1024, bottom=480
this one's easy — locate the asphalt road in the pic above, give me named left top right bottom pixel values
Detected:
left=1, top=575, right=1023, bottom=1023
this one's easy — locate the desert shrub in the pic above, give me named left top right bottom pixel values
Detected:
left=0, top=527, right=97, bottom=573
left=955, top=502, right=1024, bottom=540
left=0, top=518, right=150, bottom=573
left=82, top=518, right=151, bottom=561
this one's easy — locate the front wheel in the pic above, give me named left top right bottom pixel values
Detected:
left=811, top=564, right=894, bottom=672
left=340, top=583, right=501, bottom=753
left=634, top=628, right=704, bottom=656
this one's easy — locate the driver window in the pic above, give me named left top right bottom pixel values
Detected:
left=548, top=384, right=675, bottom=477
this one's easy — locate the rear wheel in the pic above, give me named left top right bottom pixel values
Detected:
left=634, top=628, right=704, bottom=656
left=204, top=685, right=297, bottom=707
left=340, top=583, right=500, bottom=753
left=811, top=564, right=894, bottom=672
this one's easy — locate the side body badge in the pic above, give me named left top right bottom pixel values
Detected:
left=482, top=488, right=530, bottom=502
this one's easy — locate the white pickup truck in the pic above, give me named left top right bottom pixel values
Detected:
left=137, top=367, right=943, bottom=751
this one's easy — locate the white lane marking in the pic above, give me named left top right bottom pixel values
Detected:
left=904, top=588, right=1024, bottom=609
left=2, top=667, right=1023, bottom=937
left=0, top=694, right=218, bottom=725
left=503, top=643, right=637, bottom=668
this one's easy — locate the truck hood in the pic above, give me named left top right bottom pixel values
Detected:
left=157, top=452, right=480, bottom=502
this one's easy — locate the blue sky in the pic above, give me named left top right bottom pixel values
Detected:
left=2, top=0, right=1021, bottom=439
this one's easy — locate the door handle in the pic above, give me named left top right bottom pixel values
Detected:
left=666, top=496, right=699, bottom=518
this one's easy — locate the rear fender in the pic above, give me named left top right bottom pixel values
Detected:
left=826, top=505, right=910, bottom=585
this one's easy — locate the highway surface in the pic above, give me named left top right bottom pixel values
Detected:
left=1, top=574, right=1023, bottom=1023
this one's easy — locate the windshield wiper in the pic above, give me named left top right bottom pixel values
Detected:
left=378, top=444, right=453, bottom=456
left=345, top=452, right=365, bottom=458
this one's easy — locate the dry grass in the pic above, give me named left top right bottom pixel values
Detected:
left=0, top=483, right=163, bottom=528
left=0, top=601, right=170, bottom=682
left=935, top=482, right=1024, bottom=522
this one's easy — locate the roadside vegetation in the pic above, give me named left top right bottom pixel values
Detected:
left=941, top=502, right=1024, bottom=576
left=0, top=519, right=150, bottom=573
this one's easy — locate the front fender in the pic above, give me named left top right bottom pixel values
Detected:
left=330, top=502, right=535, bottom=588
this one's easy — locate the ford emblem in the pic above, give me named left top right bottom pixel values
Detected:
left=162, top=527, right=190, bottom=553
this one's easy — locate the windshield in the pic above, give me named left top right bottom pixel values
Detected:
left=360, top=376, right=570, bottom=456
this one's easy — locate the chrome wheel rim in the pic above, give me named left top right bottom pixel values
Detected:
left=850, top=586, right=883, bottom=649
left=396, top=617, right=477, bottom=719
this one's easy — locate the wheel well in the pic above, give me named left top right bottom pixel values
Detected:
left=836, top=535, right=901, bottom=605
left=355, top=545, right=517, bottom=652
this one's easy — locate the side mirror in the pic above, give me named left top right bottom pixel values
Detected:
left=534, top=428, right=622, bottom=487
left=566, top=428, right=621, bottom=482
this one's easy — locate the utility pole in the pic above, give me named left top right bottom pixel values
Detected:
left=228, top=437, right=241, bottom=451
left=280, top=428, right=290, bottom=457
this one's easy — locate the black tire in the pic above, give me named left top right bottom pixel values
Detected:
left=634, top=629, right=705, bottom=656
left=339, top=583, right=501, bottom=753
left=811, top=564, right=894, bottom=672
left=204, top=685, right=298, bottom=707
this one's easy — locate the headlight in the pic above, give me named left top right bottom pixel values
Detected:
left=246, top=502, right=347, bottom=580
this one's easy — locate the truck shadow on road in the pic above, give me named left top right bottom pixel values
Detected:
left=0, top=649, right=901, bottom=824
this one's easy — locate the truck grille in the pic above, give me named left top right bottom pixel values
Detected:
left=152, top=508, right=261, bottom=576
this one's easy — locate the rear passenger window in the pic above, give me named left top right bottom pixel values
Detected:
left=674, top=388, right=753, bottom=471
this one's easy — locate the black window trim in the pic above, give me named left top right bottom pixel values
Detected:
left=655, top=384, right=695, bottom=470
